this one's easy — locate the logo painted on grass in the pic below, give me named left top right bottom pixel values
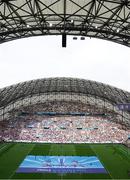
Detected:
left=16, top=156, right=107, bottom=174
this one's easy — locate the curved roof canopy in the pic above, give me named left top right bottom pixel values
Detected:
left=0, top=77, right=130, bottom=108
left=0, top=0, right=130, bottom=46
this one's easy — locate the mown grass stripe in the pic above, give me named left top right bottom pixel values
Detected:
left=90, top=144, right=112, bottom=179
left=9, top=143, right=35, bottom=179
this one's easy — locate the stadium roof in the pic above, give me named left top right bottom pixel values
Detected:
left=0, top=77, right=130, bottom=108
left=0, top=0, right=130, bottom=47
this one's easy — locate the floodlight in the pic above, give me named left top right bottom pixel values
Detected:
left=80, top=37, right=85, bottom=40
left=73, top=37, right=77, bottom=40
left=49, top=23, right=52, bottom=27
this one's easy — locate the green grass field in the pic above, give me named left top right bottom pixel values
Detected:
left=0, top=143, right=130, bottom=179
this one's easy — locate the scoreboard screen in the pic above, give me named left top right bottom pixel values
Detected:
left=116, top=103, right=130, bottom=111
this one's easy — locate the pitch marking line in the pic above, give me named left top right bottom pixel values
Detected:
left=0, top=143, right=8, bottom=152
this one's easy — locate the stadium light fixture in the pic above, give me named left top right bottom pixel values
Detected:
left=26, top=24, right=30, bottom=28
left=116, top=29, right=120, bottom=33
left=73, top=37, right=78, bottom=40
left=49, top=23, right=53, bottom=27
left=80, top=37, right=85, bottom=40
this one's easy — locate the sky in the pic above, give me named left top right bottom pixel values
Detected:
left=0, top=35, right=130, bottom=92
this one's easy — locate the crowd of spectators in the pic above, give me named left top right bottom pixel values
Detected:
left=0, top=114, right=130, bottom=143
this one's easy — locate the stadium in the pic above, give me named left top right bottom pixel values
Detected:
left=0, top=0, right=130, bottom=179
left=0, top=77, right=130, bottom=179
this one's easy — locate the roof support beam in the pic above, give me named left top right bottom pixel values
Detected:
left=0, top=0, right=130, bottom=47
